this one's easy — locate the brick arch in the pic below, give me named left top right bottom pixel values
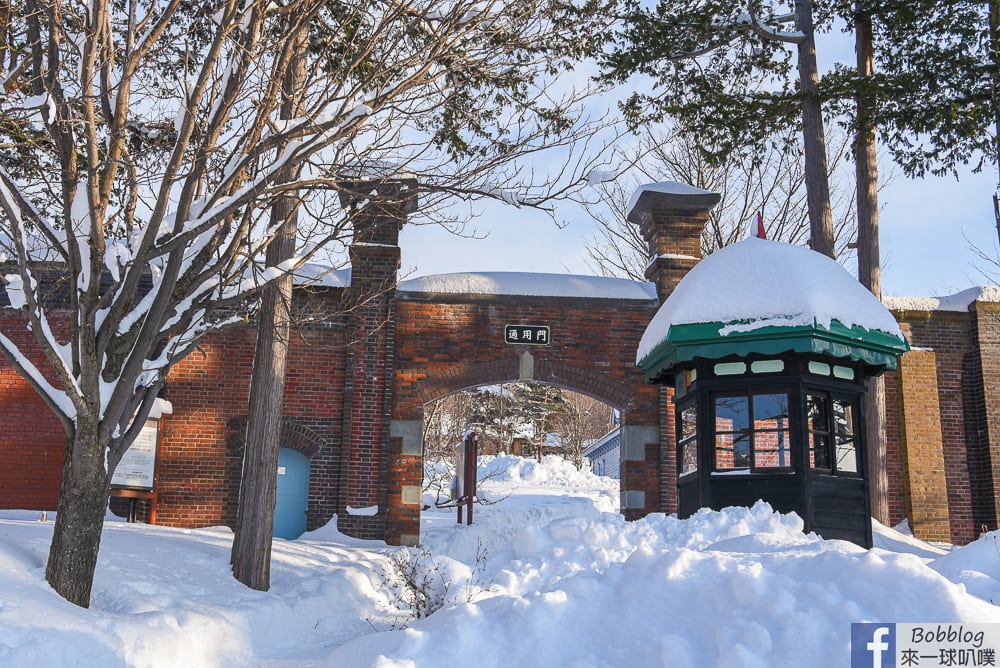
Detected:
left=412, top=358, right=635, bottom=411
left=224, top=416, right=340, bottom=533
left=226, top=416, right=327, bottom=459
left=278, top=420, right=327, bottom=458
left=384, top=291, right=670, bottom=545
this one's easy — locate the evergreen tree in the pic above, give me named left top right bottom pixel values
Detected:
left=509, top=383, right=567, bottom=459
left=602, top=0, right=838, bottom=257
left=855, top=1, right=1000, bottom=182
left=470, top=385, right=518, bottom=454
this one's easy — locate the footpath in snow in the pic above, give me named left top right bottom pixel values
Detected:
left=1, top=454, right=999, bottom=667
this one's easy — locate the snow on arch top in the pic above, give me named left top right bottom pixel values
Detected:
left=397, top=272, right=658, bottom=300
left=636, top=236, right=909, bottom=378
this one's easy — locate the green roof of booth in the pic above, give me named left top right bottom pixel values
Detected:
left=636, top=237, right=910, bottom=381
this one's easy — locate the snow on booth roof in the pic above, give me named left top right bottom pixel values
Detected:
left=636, top=236, right=909, bottom=374
left=397, top=272, right=658, bottom=300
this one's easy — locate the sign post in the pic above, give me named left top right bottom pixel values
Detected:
left=456, top=430, right=478, bottom=525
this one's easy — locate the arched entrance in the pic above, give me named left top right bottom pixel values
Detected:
left=386, top=292, right=667, bottom=547
left=274, top=448, right=310, bottom=539
left=420, top=379, right=621, bottom=529
left=332, top=179, right=720, bottom=546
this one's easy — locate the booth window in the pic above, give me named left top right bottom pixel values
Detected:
left=678, top=403, right=698, bottom=475
left=806, top=392, right=859, bottom=474
left=714, top=391, right=790, bottom=471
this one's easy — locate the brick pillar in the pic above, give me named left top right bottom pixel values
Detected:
left=897, top=350, right=951, bottom=542
left=387, top=418, right=423, bottom=547
left=625, top=183, right=720, bottom=302
left=337, top=179, right=416, bottom=541
left=624, top=183, right=720, bottom=517
left=969, top=299, right=1000, bottom=532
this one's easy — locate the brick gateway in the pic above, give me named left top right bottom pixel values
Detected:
left=1, top=182, right=999, bottom=546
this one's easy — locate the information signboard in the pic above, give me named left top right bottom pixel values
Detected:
left=111, top=420, right=159, bottom=491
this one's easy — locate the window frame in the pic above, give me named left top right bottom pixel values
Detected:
left=676, top=399, right=699, bottom=478
left=804, top=389, right=862, bottom=477
left=711, top=388, right=793, bottom=474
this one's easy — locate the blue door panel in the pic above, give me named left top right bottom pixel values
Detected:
left=273, top=448, right=309, bottom=539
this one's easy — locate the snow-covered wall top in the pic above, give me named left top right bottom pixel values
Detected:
left=397, top=272, right=658, bottom=300
left=637, top=237, right=905, bottom=364
left=292, top=264, right=351, bottom=288
left=626, top=181, right=718, bottom=215
left=884, top=286, right=1000, bottom=312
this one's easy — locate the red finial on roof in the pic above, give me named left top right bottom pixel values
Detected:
left=756, top=211, right=766, bottom=239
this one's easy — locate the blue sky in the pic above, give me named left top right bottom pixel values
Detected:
left=400, top=25, right=1000, bottom=300
left=400, top=164, right=1000, bottom=299
left=877, top=167, right=999, bottom=296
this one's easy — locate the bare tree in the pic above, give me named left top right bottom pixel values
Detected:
left=0, top=0, right=613, bottom=606
left=424, top=385, right=522, bottom=458
left=423, top=390, right=484, bottom=460
left=549, top=391, right=613, bottom=469
left=426, top=383, right=612, bottom=468
left=585, top=128, right=857, bottom=280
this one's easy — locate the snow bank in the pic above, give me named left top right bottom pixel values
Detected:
left=334, top=500, right=1000, bottom=668
left=930, top=534, right=1000, bottom=605
left=2, top=454, right=999, bottom=667
left=477, top=454, right=605, bottom=487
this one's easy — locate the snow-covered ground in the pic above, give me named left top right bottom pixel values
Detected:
left=2, top=454, right=999, bottom=667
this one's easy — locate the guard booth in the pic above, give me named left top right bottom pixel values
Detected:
left=637, top=237, right=909, bottom=547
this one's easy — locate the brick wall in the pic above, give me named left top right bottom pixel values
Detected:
left=0, top=311, right=69, bottom=510
left=6, top=186, right=999, bottom=550
left=883, top=367, right=906, bottom=528
left=337, top=179, right=414, bottom=541
left=0, top=291, right=349, bottom=530
left=393, top=297, right=660, bottom=424
left=157, top=304, right=348, bottom=529
left=888, top=305, right=994, bottom=545
left=0, top=364, right=65, bottom=510
left=0, top=182, right=693, bottom=544
left=895, top=350, right=951, bottom=542
left=970, top=301, right=1000, bottom=532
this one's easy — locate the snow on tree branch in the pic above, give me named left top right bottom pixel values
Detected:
left=0, top=0, right=614, bottom=470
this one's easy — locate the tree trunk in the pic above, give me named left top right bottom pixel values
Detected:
left=45, top=415, right=111, bottom=608
left=854, top=10, right=890, bottom=526
left=796, top=0, right=836, bottom=258
left=231, top=252, right=295, bottom=590
left=231, top=24, right=309, bottom=592
left=989, top=0, right=1000, bottom=243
